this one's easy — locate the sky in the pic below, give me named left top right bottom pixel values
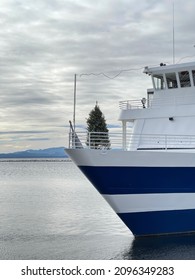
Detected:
left=1, top=0, right=195, bottom=153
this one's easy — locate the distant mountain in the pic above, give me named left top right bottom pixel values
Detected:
left=0, top=147, right=68, bottom=158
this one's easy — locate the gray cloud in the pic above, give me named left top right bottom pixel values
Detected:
left=0, top=0, right=195, bottom=152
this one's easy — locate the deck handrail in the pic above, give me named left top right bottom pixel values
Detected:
left=120, top=92, right=195, bottom=110
left=68, top=131, right=195, bottom=151
left=119, top=99, right=146, bottom=110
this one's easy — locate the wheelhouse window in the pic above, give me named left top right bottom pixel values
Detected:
left=153, top=74, right=165, bottom=90
left=179, top=71, right=191, bottom=87
left=165, top=72, right=178, bottom=89
left=192, top=70, right=195, bottom=86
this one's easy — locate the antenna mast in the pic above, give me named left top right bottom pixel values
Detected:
left=73, top=74, right=77, bottom=131
left=172, top=1, right=175, bottom=64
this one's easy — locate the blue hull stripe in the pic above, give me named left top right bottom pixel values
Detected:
left=118, top=209, right=195, bottom=236
left=79, top=166, right=195, bottom=194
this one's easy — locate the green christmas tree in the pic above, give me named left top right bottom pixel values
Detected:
left=86, top=102, right=110, bottom=149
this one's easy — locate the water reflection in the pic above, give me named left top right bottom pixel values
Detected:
left=123, top=234, right=195, bottom=259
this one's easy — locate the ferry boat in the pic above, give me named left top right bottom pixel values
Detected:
left=66, top=61, right=195, bottom=236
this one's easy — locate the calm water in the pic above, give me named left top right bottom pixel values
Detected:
left=0, top=159, right=195, bottom=260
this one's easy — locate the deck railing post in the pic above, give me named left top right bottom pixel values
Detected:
left=89, top=132, right=91, bottom=149
left=165, top=135, right=167, bottom=150
left=69, top=132, right=71, bottom=148
left=73, top=132, right=75, bottom=149
left=122, top=121, right=127, bottom=150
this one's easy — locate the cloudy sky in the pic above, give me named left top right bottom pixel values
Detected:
left=1, top=0, right=195, bottom=152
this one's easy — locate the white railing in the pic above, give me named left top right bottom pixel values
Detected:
left=69, top=131, right=195, bottom=151
left=119, top=99, right=146, bottom=110
left=120, top=93, right=195, bottom=111
left=69, top=131, right=122, bottom=149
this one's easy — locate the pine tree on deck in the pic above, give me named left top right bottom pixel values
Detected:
left=86, top=102, right=110, bottom=149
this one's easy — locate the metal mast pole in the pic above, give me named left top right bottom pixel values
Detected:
left=73, top=74, right=77, bottom=131
left=172, top=1, right=175, bottom=64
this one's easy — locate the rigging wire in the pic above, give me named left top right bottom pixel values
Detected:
left=79, top=62, right=173, bottom=80
left=176, top=54, right=195, bottom=64
left=80, top=66, right=145, bottom=80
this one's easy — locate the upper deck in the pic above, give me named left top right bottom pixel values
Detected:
left=119, top=61, right=195, bottom=121
left=145, top=61, right=195, bottom=91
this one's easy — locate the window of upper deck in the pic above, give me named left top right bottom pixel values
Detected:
left=165, top=73, right=178, bottom=89
left=153, top=74, right=165, bottom=90
left=179, top=71, right=191, bottom=87
left=192, top=70, right=195, bottom=86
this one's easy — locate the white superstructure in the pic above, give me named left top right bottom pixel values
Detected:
left=119, top=62, right=195, bottom=151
